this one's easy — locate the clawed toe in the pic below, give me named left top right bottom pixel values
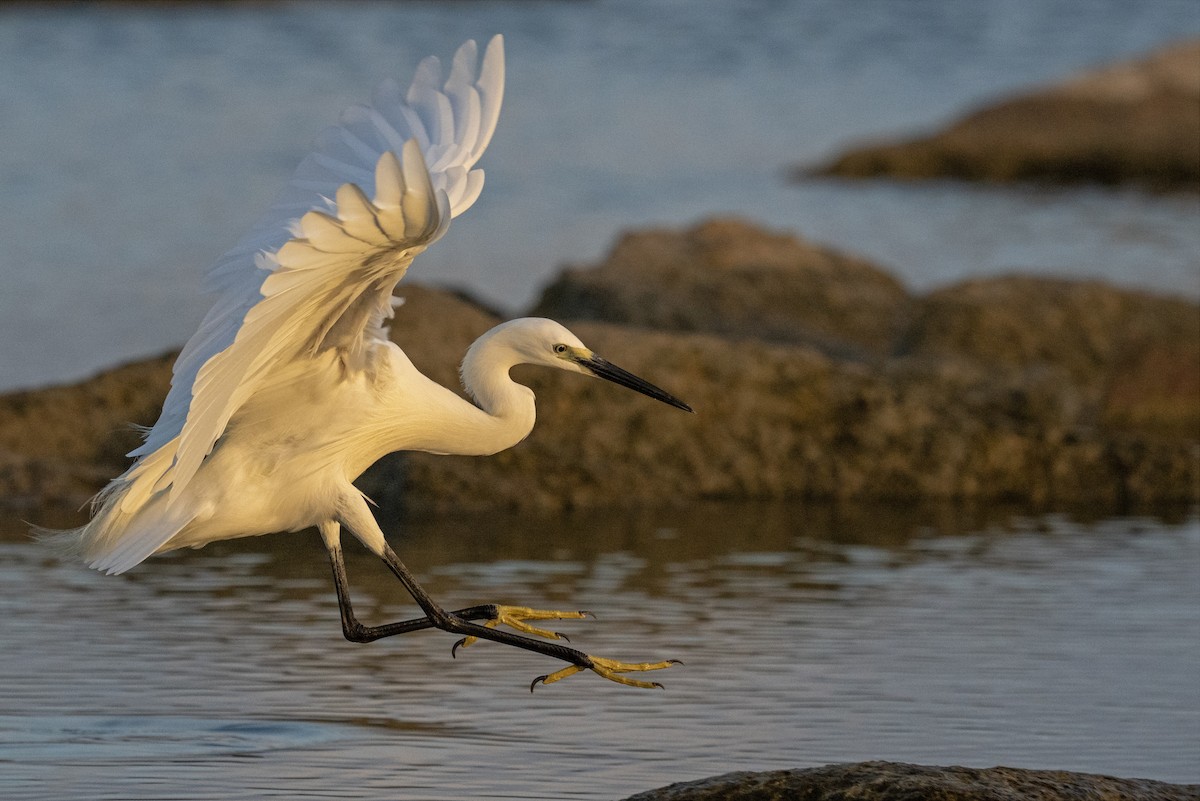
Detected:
left=452, top=605, right=590, bottom=654
left=441, top=603, right=677, bottom=691
left=531, top=655, right=679, bottom=691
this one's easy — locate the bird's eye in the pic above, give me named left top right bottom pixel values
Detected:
left=553, top=344, right=568, bottom=355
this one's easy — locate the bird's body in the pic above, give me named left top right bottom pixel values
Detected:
left=43, top=36, right=691, bottom=690
left=127, top=344, right=426, bottom=554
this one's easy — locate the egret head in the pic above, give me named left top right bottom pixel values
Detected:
left=480, top=318, right=693, bottom=412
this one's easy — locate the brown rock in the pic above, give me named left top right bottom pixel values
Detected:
left=0, top=352, right=174, bottom=509
left=531, top=218, right=911, bottom=359
left=808, top=39, right=1200, bottom=191
left=4, top=223, right=1196, bottom=518
left=904, top=274, right=1197, bottom=369
left=1102, top=337, right=1200, bottom=438
left=620, top=762, right=1200, bottom=801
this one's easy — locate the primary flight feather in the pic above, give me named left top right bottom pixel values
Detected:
left=44, top=35, right=692, bottom=690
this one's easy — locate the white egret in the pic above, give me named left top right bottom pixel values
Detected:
left=42, top=36, right=692, bottom=690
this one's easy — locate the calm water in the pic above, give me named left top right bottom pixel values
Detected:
left=1, top=505, right=1197, bottom=799
left=1, top=1, right=1199, bottom=391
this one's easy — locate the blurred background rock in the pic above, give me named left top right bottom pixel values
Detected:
left=807, top=39, right=1200, bottom=191
left=5, top=218, right=1194, bottom=516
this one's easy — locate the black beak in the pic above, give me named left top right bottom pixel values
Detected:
left=578, top=354, right=694, bottom=413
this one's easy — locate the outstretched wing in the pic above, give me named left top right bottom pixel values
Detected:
left=128, top=35, right=505, bottom=507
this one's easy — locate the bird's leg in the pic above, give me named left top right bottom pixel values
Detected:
left=327, top=504, right=678, bottom=689
left=325, top=539, right=505, bottom=642
left=323, top=529, right=587, bottom=644
left=374, top=541, right=678, bottom=690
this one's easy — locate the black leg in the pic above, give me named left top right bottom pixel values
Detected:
left=322, top=511, right=677, bottom=689
left=325, top=541, right=505, bottom=643
left=373, top=542, right=595, bottom=671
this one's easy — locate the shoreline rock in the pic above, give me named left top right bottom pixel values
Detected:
left=619, top=762, right=1199, bottom=801
left=3, top=219, right=1196, bottom=518
left=805, top=39, right=1200, bottom=191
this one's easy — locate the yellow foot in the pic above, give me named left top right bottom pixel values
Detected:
left=532, top=655, right=682, bottom=691
left=452, top=605, right=592, bottom=655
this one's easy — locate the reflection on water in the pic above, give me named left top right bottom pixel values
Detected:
left=1, top=503, right=1196, bottom=799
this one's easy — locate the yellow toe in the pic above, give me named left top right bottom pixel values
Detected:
left=454, top=605, right=590, bottom=653
left=532, top=655, right=679, bottom=690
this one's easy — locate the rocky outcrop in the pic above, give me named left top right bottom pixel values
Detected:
left=900, top=276, right=1200, bottom=440
left=620, top=762, right=1199, bottom=801
left=807, top=39, right=1200, bottom=191
left=532, top=218, right=911, bottom=359
left=533, top=217, right=1198, bottom=433
left=472, top=219, right=1196, bottom=512
left=3, top=220, right=1196, bottom=517
left=0, top=351, right=175, bottom=509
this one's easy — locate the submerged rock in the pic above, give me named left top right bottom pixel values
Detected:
left=620, top=762, right=1199, bottom=801
left=3, top=220, right=1196, bottom=516
left=807, top=39, right=1200, bottom=191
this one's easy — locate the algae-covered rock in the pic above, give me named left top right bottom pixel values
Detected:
left=620, top=761, right=1199, bottom=801
left=808, top=39, right=1200, bottom=191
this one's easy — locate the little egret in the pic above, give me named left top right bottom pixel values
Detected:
left=43, top=36, right=692, bottom=690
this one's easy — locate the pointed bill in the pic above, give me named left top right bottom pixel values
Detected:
left=575, top=354, right=693, bottom=413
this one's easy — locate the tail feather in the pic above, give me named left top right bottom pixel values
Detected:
left=91, top=497, right=196, bottom=575
left=35, top=466, right=196, bottom=575
left=32, top=522, right=91, bottom=564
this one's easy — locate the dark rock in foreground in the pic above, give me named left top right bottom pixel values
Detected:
left=807, top=39, right=1200, bottom=191
left=3, top=219, right=1197, bottom=517
left=620, top=762, right=1199, bottom=801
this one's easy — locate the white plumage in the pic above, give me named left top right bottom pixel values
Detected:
left=45, top=36, right=691, bottom=690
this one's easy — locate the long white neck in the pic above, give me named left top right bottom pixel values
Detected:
left=450, top=324, right=538, bottom=456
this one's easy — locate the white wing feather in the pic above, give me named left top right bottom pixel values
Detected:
left=123, top=35, right=504, bottom=512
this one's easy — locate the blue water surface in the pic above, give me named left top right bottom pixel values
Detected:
left=0, top=506, right=1197, bottom=799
